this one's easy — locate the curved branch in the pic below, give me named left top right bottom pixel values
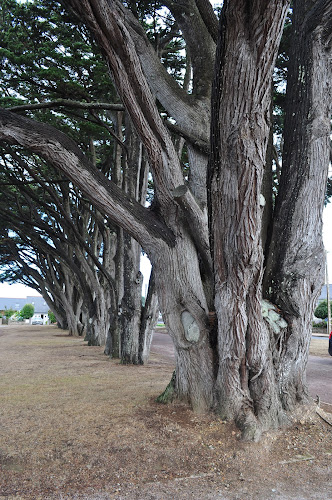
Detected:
left=65, top=0, right=187, bottom=211
left=0, top=109, right=175, bottom=250
left=67, top=0, right=210, bottom=143
left=1, top=156, right=117, bottom=289
left=116, top=1, right=210, bottom=130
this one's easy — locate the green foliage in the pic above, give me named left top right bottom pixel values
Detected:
left=19, top=303, right=35, bottom=319
left=48, top=310, right=56, bottom=323
left=2, top=307, right=16, bottom=319
left=0, top=0, right=125, bottom=291
left=314, top=300, right=332, bottom=320
left=312, top=320, right=327, bottom=328
left=0, top=0, right=118, bottom=160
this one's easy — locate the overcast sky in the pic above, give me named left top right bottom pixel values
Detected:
left=323, top=202, right=332, bottom=281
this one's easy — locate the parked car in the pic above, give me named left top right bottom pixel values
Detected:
left=329, top=332, right=332, bottom=356
left=32, top=318, right=43, bottom=325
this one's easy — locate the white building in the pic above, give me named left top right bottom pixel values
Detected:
left=0, top=296, right=49, bottom=324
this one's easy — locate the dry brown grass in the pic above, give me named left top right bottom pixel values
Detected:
left=0, top=324, right=331, bottom=500
left=309, top=336, right=330, bottom=357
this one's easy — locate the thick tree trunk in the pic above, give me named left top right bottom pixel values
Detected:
left=119, top=118, right=149, bottom=363
left=84, top=290, right=112, bottom=346
left=209, top=0, right=331, bottom=438
left=138, top=270, right=159, bottom=364
left=264, top=0, right=331, bottom=411
left=151, top=235, right=215, bottom=412
left=119, top=235, right=143, bottom=364
left=61, top=281, right=85, bottom=337
left=105, top=226, right=124, bottom=358
left=209, top=1, right=290, bottom=438
left=104, top=116, right=156, bottom=363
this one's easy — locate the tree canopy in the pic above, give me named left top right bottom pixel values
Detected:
left=314, top=300, right=332, bottom=320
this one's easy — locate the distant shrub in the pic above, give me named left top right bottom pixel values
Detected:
left=48, top=310, right=56, bottom=323
left=314, top=300, right=332, bottom=320
left=19, top=304, right=35, bottom=320
left=2, top=308, right=16, bottom=319
left=312, top=321, right=327, bottom=328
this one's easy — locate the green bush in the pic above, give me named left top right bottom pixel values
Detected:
left=2, top=308, right=16, bottom=319
left=19, top=303, right=35, bottom=320
left=314, top=300, right=332, bottom=320
left=312, top=320, right=327, bottom=328
left=48, top=310, right=56, bottom=323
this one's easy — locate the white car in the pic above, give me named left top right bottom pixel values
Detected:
left=32, top=318, right=43, bottom=325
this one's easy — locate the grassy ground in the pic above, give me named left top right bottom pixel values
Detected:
left=0, top=324, right=331, bottom=500
left=309, top=335, right=330, bottom=356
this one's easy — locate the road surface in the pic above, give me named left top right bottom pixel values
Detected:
left=151, top=330, right=332, bottom=406
left=306, top=355, right=331, bottom=406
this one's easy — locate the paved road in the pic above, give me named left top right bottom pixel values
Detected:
left=307, top=355, right=332, bottom=406
left=151, top=331, right=332, bottom=406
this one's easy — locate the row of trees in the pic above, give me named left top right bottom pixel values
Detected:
left=0, top=0, right=331, bottom=439
left=0, top=0, right=159, bottom=363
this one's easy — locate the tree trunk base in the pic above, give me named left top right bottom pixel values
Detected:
left=156, top=371, right=176, bottom=404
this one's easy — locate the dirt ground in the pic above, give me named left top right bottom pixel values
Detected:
left=0, top=324, right=331, bottom=500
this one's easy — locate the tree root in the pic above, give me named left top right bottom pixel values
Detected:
left=156, top=370, right=176, bottom=404
left=279, top=454, right=315, bottom=464
left=314, top=395, right=332, bottom=426
left=238, top=414, right=262, bottom=442
left=316, top=407, right=332, bottom=426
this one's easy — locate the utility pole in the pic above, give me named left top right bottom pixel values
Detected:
left=326, top=254, right=331, bottom=336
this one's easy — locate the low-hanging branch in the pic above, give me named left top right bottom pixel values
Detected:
left=6, top=100, right=204, bottom=152
left=0, top=108, right=176, bottom=249
left=7, top=99, right=125, bottom=113
left=0, top=179, right=69, bottom=186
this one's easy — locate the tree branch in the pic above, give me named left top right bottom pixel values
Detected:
left=0, top=109, right=175, bottom=250
left=90, top=0, right=210, bottom=143
left=304, top=0, right=332, bottom=42
left=66, top=0, right=186, bottom=210
left=165, top=120, right=209, bottom=154
left=1, top=152, right=117, bottom=289
left=7, top=99, right=125, bottom=113
left=172, top=184, right=212, bottom=276
left=164, top=0, right=216, bottom=101
left=7, top=99, right=128, bottom=153
left=194, top=0, right=219, bottom=43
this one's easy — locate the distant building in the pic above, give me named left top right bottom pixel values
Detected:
left=0, top=296, right=49, bottom=324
